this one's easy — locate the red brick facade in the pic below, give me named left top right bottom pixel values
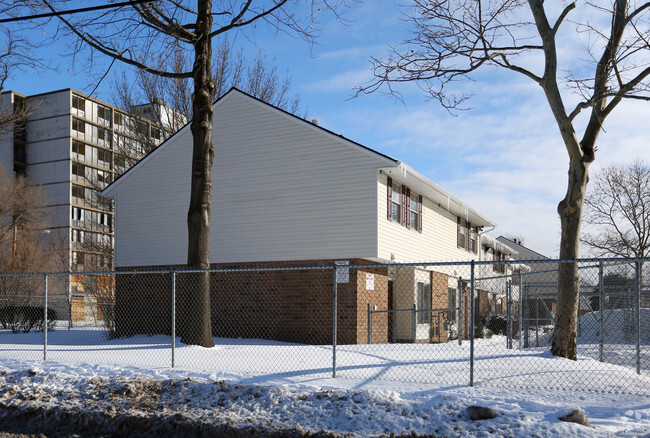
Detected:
left=115, top=259, right=393, bottom=345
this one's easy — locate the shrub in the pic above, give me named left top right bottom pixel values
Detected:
left=0, top=306, right=57, bottom=333
left=487, top=315, right=508, bottom=335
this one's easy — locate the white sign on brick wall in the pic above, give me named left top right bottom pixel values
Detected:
left=366, top=273, right=375, bottom=290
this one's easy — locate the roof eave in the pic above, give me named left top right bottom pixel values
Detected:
left=380, top=162, right=497, bottom=228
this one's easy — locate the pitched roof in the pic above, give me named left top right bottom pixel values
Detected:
left=101, top=87, right=496, bottom=227
left=102, top=87, right=397, bottom=196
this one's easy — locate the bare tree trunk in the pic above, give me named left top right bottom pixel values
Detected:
left=181, top=0, right=215, bottom=348
left=552, top=157, right=590, bottom=360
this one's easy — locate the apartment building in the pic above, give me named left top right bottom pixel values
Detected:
left=0, top=89, right=184, bottom=273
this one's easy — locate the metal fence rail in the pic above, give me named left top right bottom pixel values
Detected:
left=0, top=257, right=648, bottom=395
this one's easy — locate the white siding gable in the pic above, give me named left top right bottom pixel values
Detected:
left=107, top=90, right=396, bottom=267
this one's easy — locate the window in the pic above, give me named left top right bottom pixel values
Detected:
left=493, top=251, right=506, bottom=274
left=407, top=190, right=422, bottom=232
left=72, top=118, right=85, bottom=134
left=71, top=229, right=84, bottom=243
left=469, top=226, right=478, bottom=253
left=136, top=120, right=149, bottom=137
left=99, top=212, right=112, bottom=228
left=391, top=182, right=401, bottom=223
left=72, top=251, right=85, bottom=266
left=72, top=162, right=85, bottom=178
left=387, top=177, right=423, bottom=232
left=151, top=127, right=162, bottom=140
left=114, top=153, right=125, bottom=168
left=71, top=207, right=85, bottom=222
left=457, top=218, right=467, bottom=250
left=97, top=148, right=110, bottom=164
left=97, top=169, right=111, bottom=184
left=72, top=95, right=85, bottom=111
left=72, top=185, right=85, bottom=199
left=457, top=218, right=478, bottom=253
left=97, top=105, right=110, bottom=121
left=416, top=282, right=432, bottom=324
left=97, top=127, right=109, bottom=142
left=448, top=288, right=457, bottom=321
left=114, top=111, right=124, bottom=126
left=72, top=140, right=85, bottom=156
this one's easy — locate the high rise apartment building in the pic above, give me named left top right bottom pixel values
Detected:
left=0, top=88, right=184, bottom=272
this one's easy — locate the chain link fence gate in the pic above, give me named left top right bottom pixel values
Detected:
left=0, top=258, right=648, bottom=395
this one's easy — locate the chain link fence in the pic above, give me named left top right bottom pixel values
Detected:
left=0, top=258, right=648, bottom=395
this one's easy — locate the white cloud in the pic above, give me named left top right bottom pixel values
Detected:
left=305, top=68, right=373, bottom=92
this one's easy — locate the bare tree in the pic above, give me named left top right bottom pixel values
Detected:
left=0, top=2, right=48, bottom=129
left=582, top=160, right=650, bottom=260
left=112, top=37, right=302, bottom=132
left=357, top=0, right=650, bottom=360
left=0, top=164, right=60, bottom=317
left=34, top=0, right=349, bottom=347
left=0, top=164, right=49, bottom=264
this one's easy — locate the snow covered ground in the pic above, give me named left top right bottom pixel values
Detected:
left=0, top=322, right=649, bottom=437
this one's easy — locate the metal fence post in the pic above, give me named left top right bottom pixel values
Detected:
left=634, top=260, right=641, bottom=374
left=367, top=303, right=371, bottom=345
left=171, top=271, right=176, bottom=368
left=458, top=277, right=463, bottom=346
left=44, top=274, right=48, bottom=362
left=599, top=262, right=604, bottom=363
left=535, top=295, right=539, bottom=347
left=469, top=260, right=475, bottom=387
left=412, top=303, right=417, bottom=344
left=506, top=280, right=512, bottom=349
left=332, top=266, right=338, bottom=378
left=518, top=271, right=523, bottom=350
left=523, top=284, right=529, bottom=349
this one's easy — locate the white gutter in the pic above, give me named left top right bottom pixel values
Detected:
left=380, top=162, right=497, bottom=228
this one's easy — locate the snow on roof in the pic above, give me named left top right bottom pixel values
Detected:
left=481, top=234, right=518, bottom=255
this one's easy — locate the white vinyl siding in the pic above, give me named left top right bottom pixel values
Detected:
left=111, top=130, right=191, bottom=267
left=110, top=91, right=394, bottom=267
left=377, top=174, right=479, bottom=263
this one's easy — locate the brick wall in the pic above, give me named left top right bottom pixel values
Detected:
left=115, top=259, right=389, bottom=345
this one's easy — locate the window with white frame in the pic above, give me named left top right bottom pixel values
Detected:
left=408, top=191, right=422, bottom=231
left=390, top=182, right=401, bottom=223
left=457, top=217, right=478, bottom=254
left=387, top=176, right=423, bottom=232
left=469, top=226, right=478, bottom=253
left=458, top=218, right=467, bottom=249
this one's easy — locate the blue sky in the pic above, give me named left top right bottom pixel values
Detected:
left=5, top=0, right=649, bottom=258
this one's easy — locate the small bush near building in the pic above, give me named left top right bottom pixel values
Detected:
left=0, top=306, right=57, bottom=333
